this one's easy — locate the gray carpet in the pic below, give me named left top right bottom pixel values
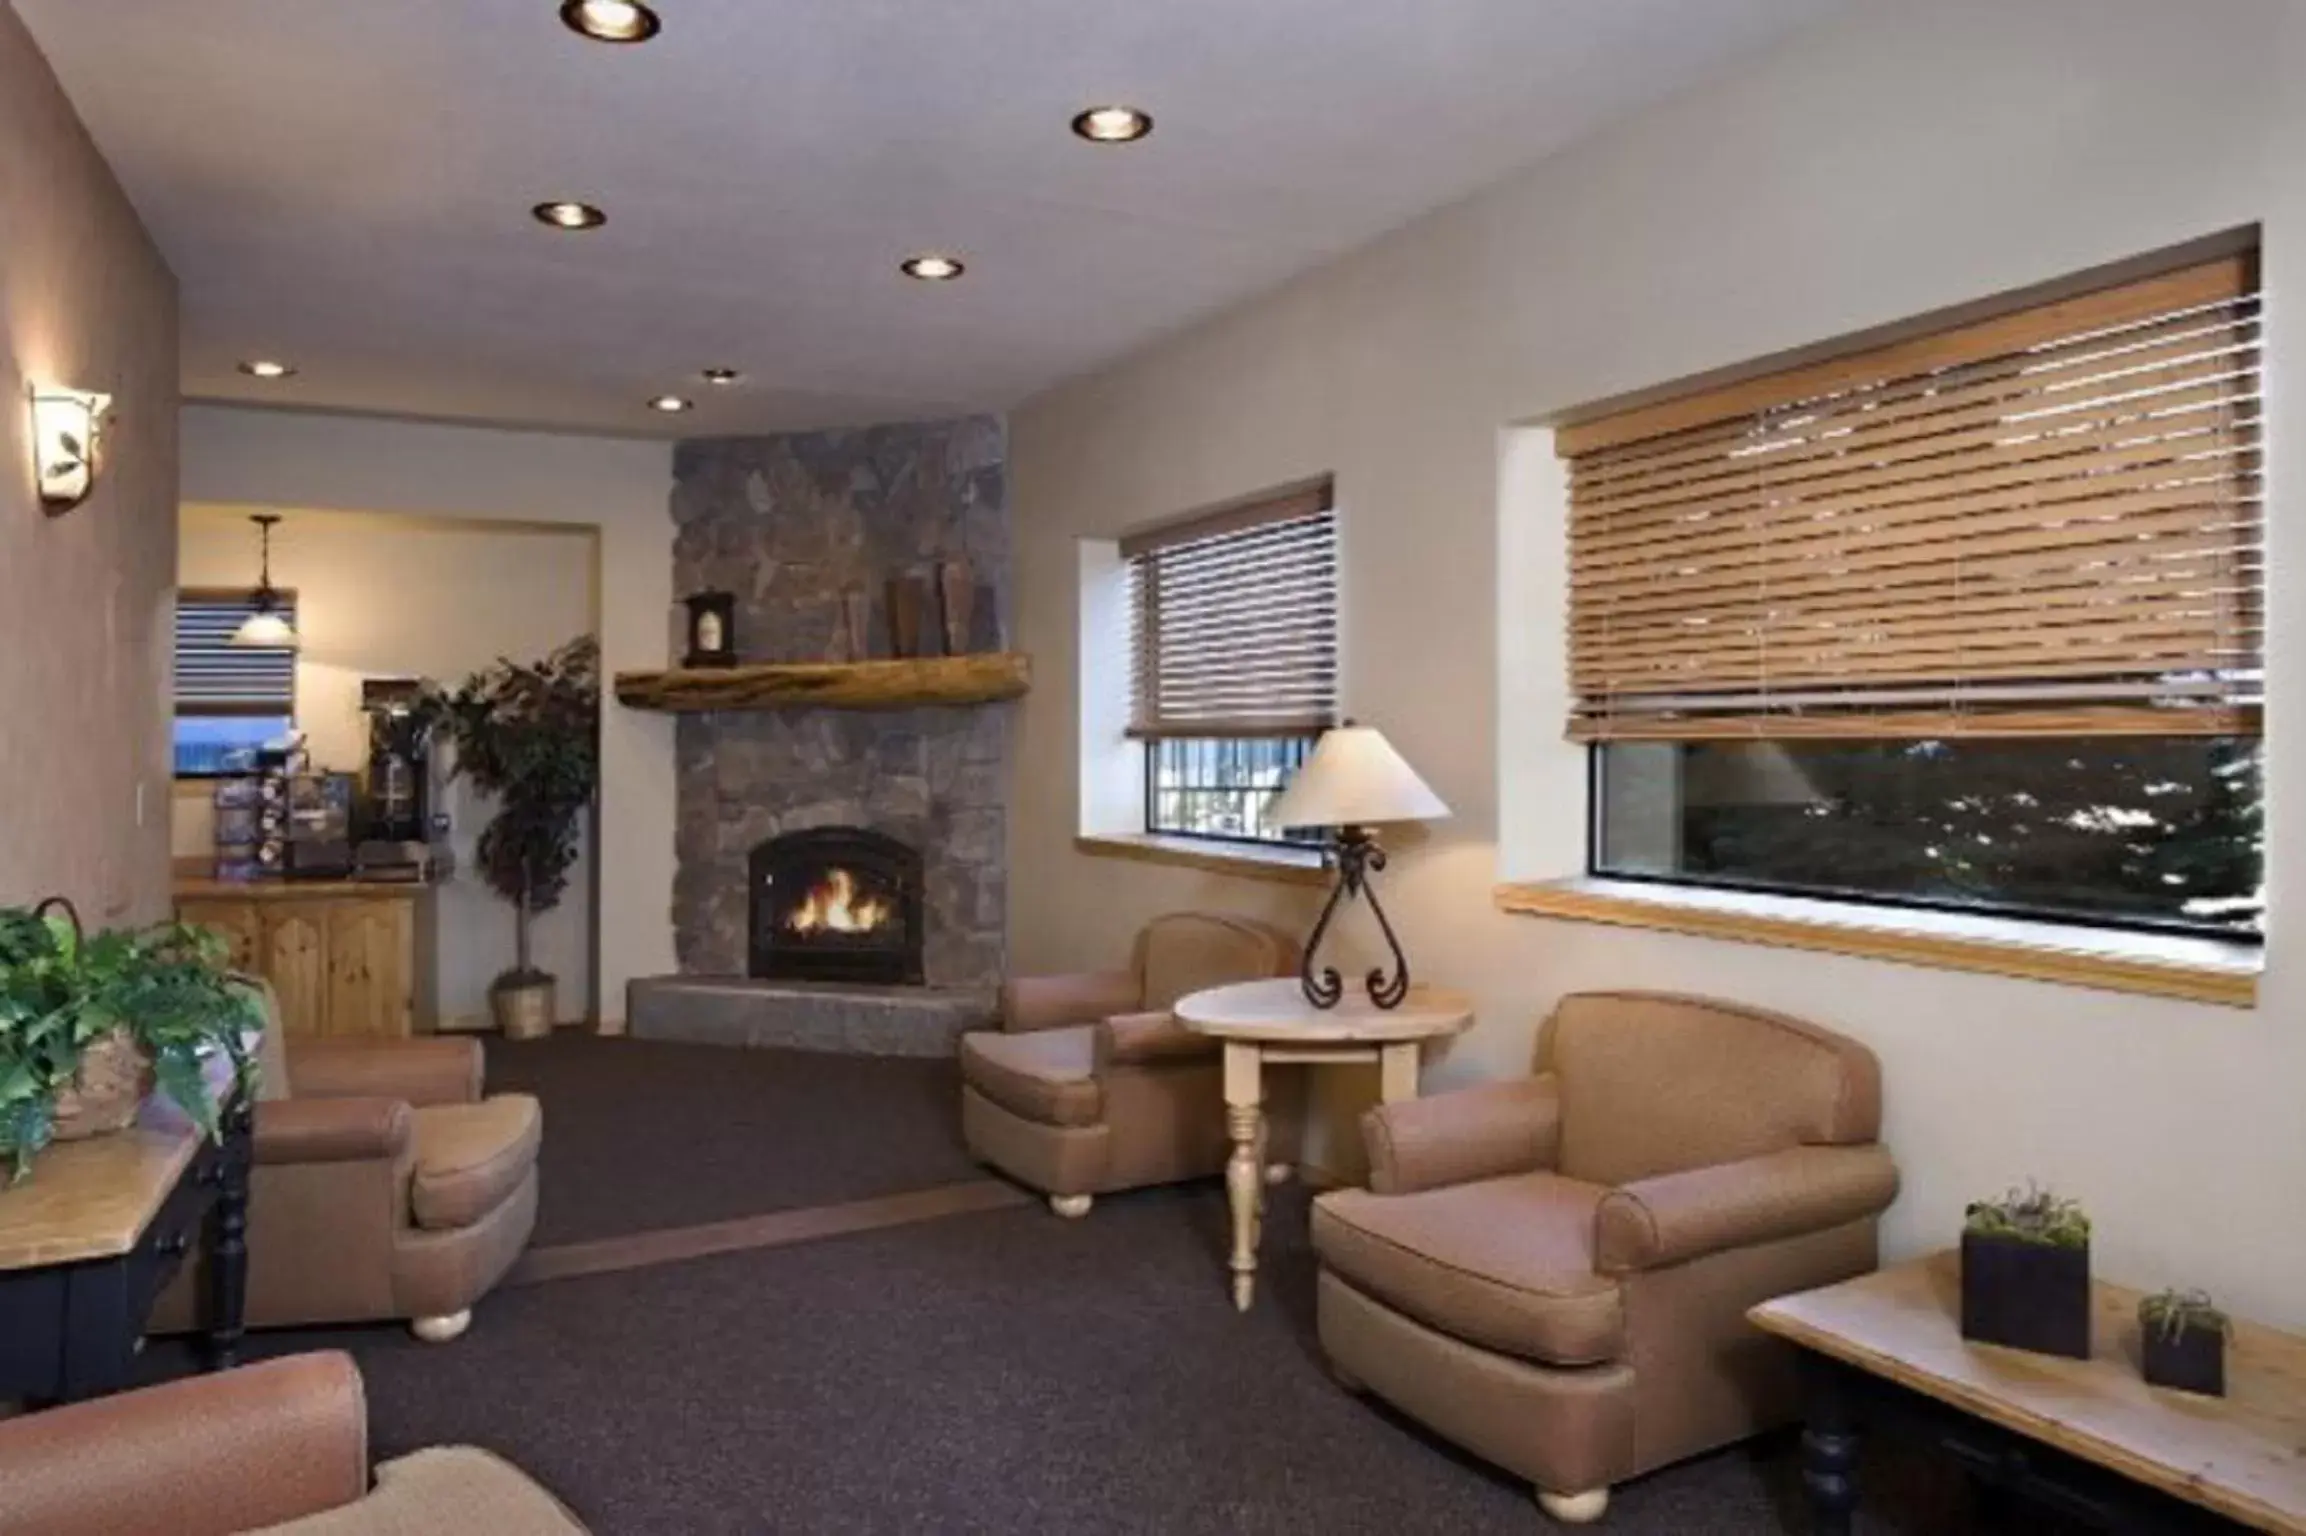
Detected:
left=163, top=1182, right=1993, bottom=1535
left=485, top=1035, right=981, bottom=1246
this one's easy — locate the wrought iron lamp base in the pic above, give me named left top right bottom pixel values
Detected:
left=1299, top=825, right=1411, bottom=1010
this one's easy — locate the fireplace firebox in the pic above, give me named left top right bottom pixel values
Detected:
left=749, top=827, right=924, bottom=986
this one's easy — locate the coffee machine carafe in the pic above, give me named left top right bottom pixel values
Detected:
left=356, top=677, right=447, bottom=879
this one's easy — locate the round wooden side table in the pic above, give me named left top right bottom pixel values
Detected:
left=1176, top=977, right=1474, bottom=1312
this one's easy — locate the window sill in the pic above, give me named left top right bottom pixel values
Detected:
left=1493, top=878, right=2259, bottom=1008
left=1075, top=833, right=1329, bottom=887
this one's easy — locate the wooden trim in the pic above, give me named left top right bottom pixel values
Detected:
left=1118, top=476, right=1334, bottom=559
left=1493, top=880, right=2257, bottom=1008
left=1075, top=833, right=1328, bottom=887
left=614, top=654, right=1030, bottom=712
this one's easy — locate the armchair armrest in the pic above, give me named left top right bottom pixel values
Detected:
left=255, top=1096, right=414, bottom=1165
left=1093, top=1010, right=1214, bottom=1070
left=1361, top=1075, right=1562, bottom=1195
left=287, top=1035, right=483, bottom=1106
left=0, top=1351, right=368, bottom=1536
left=1595, top=1143, right=1900, bottom=1275
left=999, top=969, right=1140, bottom=1033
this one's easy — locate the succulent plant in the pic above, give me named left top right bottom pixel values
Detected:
left=1963, top=1183, right=2091, bottom=1249
left=2139, top=1287, right=2229, bottom=1343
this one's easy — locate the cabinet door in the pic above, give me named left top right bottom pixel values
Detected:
left=178, top=900, right=261, bottom=974
left=261, top=905, right=330, bottom=1037
left=327, top=900, right=413, bottom=1039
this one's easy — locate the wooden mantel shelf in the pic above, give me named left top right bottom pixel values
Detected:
left=614, top=653, right=1031, bottom=713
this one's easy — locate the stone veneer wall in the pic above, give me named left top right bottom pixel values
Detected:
left=670, top=416, right=1010, bottom=988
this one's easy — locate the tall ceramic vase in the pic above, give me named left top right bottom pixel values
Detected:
left=885, top=576, right=929, bottom=659
left=936, top=558, right=975, bottom=656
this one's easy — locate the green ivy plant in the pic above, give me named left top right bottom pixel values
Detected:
left=418, top=636, right=599, bottom=989
left=1963, top=1183, right=2092, bottom=1249
left=2140, top=1287, right=2230, bottom=1343
left=0, top=902, right=263, bottom=1179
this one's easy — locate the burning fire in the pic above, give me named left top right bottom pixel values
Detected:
left=786, top=867, right=892, bottom=935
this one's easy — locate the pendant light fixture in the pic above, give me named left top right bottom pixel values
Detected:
left=231, top=513, right=299, bottom=649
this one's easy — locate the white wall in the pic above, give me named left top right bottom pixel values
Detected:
left=180, top=406, right=675, bottom=1021
left=1012, top=0, right=2306, bottom=1324
left=174, top=507, right=597, bottom=1027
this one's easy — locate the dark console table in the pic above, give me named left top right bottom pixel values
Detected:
left=0, top=1096, right=250, bottom=1403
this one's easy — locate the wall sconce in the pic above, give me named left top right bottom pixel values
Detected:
left=30, top=385, right=111, bottom=513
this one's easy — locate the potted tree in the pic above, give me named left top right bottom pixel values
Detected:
left=1961, top=1183, right=2093, bottom=1359
left=2138, top=1288, right=2229, bottom=1396
left=421, top=636, right=599, bottom=1040
left=0, top=900, right=261, bottom=1179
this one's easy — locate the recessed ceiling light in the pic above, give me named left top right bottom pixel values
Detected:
left=701, top=367, right=743, bottom=386
left=1071, top=105, right=1153, bottom=144
left=533, top=200, right=606, bottom=230
left=648, top=394, right=693, bottom=413
left=236, top=359, right=297, bottom=379
left=900, top=253, right=966, bottom=282
left=560, top=0, right=660, bottom=43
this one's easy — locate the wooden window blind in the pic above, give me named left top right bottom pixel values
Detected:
left=1560, top=254, right=2262, bottom=742
left=174, top=589, right=297, bottom=716
left=1124, top=479, right=1339, bottom=739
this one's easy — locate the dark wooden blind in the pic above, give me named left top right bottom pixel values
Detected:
left=1125, top=479, right=1339, bottom=739
left=174, top=589, right=297, bottom=716
left=1560, top=254, right=2262, bottom=742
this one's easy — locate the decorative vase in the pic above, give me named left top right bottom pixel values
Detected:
left=1960, top=1231, right=2092, bottom=1359
left=2141, top=1320, right=2226, bottom=1396
left=51, top=1029, right=154, bottom=1142
left=885, top=575, right=930, bottom=659
left=936, top=557, right=975, bottom=656
left=490, top=974, right=556, bottom=1041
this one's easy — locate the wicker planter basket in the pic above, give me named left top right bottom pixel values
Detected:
left=51, top=1029, right=155, bottom=1142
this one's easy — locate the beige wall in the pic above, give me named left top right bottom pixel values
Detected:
left=1013, top=0, right=2306, bottom=1324
left=0, top=4, right=178, bottom=924
left=180, top=406, right=674, bottom=1021
left=174, top=507, right=597, bottom=1027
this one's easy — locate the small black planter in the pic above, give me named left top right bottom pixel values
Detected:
left=1960, top=1231, right=2092, bottom=1359
left=2141, top=1323, right=2226, bottom=1396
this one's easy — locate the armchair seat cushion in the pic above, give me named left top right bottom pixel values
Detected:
left=959, top=1027, right=1101, bottom=1128
left=1312, top=1172, right=1624, bottom=1368
left=409, top=1095, right=542, bottom=1232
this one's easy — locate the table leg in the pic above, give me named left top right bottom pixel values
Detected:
left=1800, top=1352, right=1861, bottom=1536
left=205, top=1096, right=253, bottom=1372
left=1222, top=1042, right=1263, bottom=1313
left=1378, top=1042, right=1421, bottom=1104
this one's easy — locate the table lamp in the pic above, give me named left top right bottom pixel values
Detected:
left=1270, top=723, right=1450, bottom=1010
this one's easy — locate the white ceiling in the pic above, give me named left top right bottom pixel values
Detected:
left=19, top=0, right=1840, bottom=439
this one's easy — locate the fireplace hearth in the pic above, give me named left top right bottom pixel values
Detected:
left=750, top=827, right=924, bottom=986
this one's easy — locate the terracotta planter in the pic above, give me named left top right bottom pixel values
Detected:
left=51, top=1029, right=154, bottom=1142
left=491, top=975, right=557, bottom=1041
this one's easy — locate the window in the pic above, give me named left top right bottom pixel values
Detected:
left=1564, top=252, right=2262, bottom=937
left=1127, top=479, right=1338, bottom=845
left=173, top=589, right=297, bottom=777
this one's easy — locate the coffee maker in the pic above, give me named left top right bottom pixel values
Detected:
left=355, top=677, right=449, bottom=880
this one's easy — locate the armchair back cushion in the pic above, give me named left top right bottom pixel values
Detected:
left=1134, top=912, right=1297, bottom=1011
left=1542, top=991, right=1882, bottom=1188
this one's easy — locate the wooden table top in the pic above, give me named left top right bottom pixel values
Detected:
left=1175, top=978, right=1474, bottom=1043
left=1750, top=1250, right=2306, bottom=1532
left=0, top=1107, right=201, bottom=1269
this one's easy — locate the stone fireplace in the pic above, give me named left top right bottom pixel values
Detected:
left=630, top=415, right=1011, bottom=1056
left=750, top=826, right=924, bottom=986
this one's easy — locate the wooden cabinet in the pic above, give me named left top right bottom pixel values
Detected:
left=177, top=882, right=434, bottom=1039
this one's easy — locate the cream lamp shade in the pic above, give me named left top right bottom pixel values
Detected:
left=1271, top=724, right=1449, bottom=830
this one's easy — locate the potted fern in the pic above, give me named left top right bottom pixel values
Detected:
left=1961, top=1183, right=2093, bottom=1359
left=420, top=636, right=599, bottom=1040
left=2139, top=1288, right=2229, bottom=1396
left=0, top=900, right=261, bottom=1180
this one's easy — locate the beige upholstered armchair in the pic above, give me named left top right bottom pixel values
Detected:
left=960, top=912, right=1298, bottom=1218
left=1312, top=991, right=1898, bottom=1525
left=157, top=980, right=540, bottom=1343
